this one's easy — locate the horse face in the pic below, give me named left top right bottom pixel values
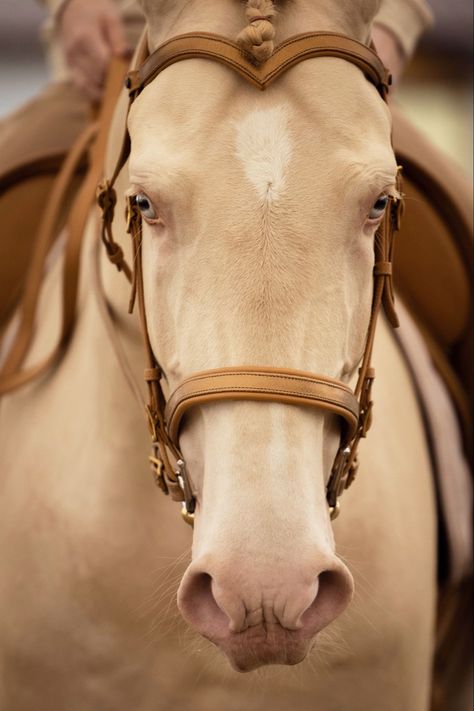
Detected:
left=127, top=44, right=396, bottom=670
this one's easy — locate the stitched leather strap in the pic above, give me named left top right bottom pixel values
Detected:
left=165, top=367, right=360, bottom=445
left=0, top=59, right=128, bottom=395
left=0, top=122, right=97, bottom=389
left=126, top=31, right=391, bottom=96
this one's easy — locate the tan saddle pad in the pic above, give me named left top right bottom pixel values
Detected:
left=391, top=103, right=473, bottom=460
left=0, top=81, right=90, bottom=330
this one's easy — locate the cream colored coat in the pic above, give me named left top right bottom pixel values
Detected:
left=1, top=1, right=437, bottom=710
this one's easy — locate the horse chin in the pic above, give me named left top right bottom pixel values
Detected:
left=213, top=624, right=312, bottom=672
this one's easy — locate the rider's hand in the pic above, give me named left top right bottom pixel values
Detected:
left=59, top=0, right=132, bottom=103
left=372, top=24, right=406, bottom=86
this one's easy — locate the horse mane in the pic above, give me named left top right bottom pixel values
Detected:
left=237, top=0, right=277, bottom=63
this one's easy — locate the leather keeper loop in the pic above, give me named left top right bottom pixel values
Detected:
left=144, top=367, right=161, bottom=382
left=374, top=261, right=392, bottom=276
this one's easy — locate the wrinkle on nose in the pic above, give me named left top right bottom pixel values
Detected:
left=178, top=554, right=353, bottom=645
left=229, top=578, right=320, bottom=633
left=243, top=604, right=279, bottom=630
left=241, top=579, right=318, bottom=632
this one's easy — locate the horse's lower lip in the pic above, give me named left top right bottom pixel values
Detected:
left=208, top=624, right=312, bottom=672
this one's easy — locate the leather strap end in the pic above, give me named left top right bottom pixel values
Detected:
left=107, top=243, right=124, bottom=266
left=383, top=285, right=400, bottom=328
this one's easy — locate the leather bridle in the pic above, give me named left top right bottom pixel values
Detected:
left=97, top=31, right=403, bottom=525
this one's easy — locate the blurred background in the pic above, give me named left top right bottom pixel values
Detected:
left=0, top=0, right=472, bottom=177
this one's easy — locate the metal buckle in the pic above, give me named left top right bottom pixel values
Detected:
left=329, top=500, right=341, bottom=520
left=345, top=456, right=359, bottom=489
left=359, top=371, right=374, bottom=437
left=326, top=445, right=351, bottom=520
left=392, top=171, right=405, bottom=231
left=359, top=400, right=373, bottom=437
left=125, top=195, right=140, bottom=234
left=181, top=503, right=195, bottom=527
left=176, top=459, right=196, bottom=527
left=332, top=446, right=351, bottom=496
left=145, top=405, right=159, bottom=442
left=175, top=459, right=187, bottom=495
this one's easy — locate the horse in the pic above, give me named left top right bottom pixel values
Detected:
left=0, top=1, right=465, bottom=709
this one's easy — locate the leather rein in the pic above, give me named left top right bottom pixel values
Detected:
left=97, top=31, right=403, bottom=525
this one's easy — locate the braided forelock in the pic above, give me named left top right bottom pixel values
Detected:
left=237, top=0, right=277, bottom=63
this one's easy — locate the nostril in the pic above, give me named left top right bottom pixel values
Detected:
left=300, top=568, right=353, bottom=635
left=178, top=571, right=231, bottom=640
left=178, top=559, right=354, bottom=647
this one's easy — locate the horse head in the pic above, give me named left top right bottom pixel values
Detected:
left=122, top=0, right=398, bottom=671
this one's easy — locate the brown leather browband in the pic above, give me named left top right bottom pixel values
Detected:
left=96, top=31, right=402, bottom=525
left=125, top=32, right=391, bottom=96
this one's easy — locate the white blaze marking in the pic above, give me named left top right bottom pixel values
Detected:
left=235, top=105, right=292, bottom=204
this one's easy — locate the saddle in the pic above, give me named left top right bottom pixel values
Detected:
left=391, top=104, right=473, bottom=459
left=0, top=81, right=90, bottom=332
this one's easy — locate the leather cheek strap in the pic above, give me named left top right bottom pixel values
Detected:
left=165, top=367, right=360, bottom=446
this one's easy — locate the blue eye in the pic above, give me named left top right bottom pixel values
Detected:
left=369, top=195, right=389, bottom=220
left=135, top=193, right=157, bottom=220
